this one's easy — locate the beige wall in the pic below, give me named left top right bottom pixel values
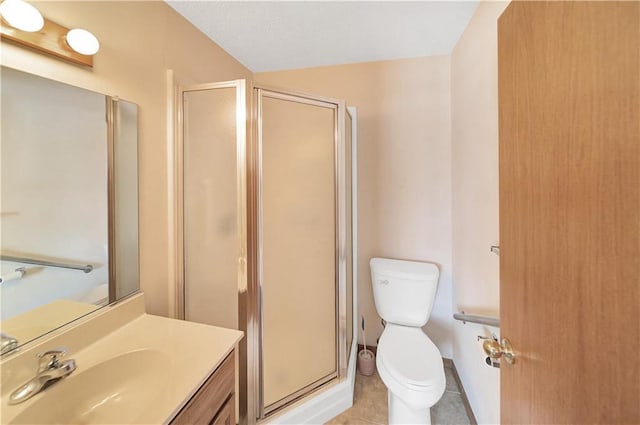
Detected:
left=451, top=1, right=509, bottom=423
left=1, top=1, right=252, bottom=316
left=256, top=56, right=453, bottom=357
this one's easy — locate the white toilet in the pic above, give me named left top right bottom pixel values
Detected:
left=370, top=257, right=445, bottom=425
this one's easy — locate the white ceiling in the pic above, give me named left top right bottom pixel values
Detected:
left=166, top=1, right=479, bottom=73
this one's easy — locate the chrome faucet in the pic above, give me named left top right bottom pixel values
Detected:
left=1, top=332, right=18, bottom=355
left=9, top=347, right=77, bottom=405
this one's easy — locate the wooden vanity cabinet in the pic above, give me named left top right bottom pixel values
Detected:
left=170, top=350, right=235, bottom=425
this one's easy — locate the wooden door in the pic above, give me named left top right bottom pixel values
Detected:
left=498, top=2, right=640, bottom=423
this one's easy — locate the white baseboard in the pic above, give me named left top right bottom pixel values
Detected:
left=265, top=344, right=357, bottom=425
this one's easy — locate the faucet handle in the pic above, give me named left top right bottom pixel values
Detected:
left=37, top=347, right=68, bottom=372
left=0, top=332, right=19, bottom=355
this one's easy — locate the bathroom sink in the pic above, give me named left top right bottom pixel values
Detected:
left=11, top=349, right=169, bottom=424
left=1, top=295, right=243, bottom=425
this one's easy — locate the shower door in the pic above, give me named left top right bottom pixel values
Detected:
left=253, top=88, right=347, bottom=418
left=181, top=80, right=248, bottom=422
left=182, top=81, right=247, bottom=329
left=181, top=82, right=352, bottom=424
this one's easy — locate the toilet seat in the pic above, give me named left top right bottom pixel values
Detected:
left=376, top=324, right=445, bottom=408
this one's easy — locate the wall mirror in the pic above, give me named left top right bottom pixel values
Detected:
left=0, top=66, right=139, bottom=355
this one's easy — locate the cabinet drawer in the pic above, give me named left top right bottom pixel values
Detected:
left=170, top=351, right=235, bottom=425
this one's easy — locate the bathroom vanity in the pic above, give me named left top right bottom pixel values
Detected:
left=0, top=294, right=243, bottom=424
left=170, top=351, right=235, bottom=425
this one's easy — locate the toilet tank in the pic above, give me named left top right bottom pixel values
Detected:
left=370, top=257, right=440, bottom=327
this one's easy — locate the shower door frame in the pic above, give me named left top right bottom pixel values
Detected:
left=176, top=81, right=350, bottom=425
left=176, top=79, right=251, bottom=423
left=250, top=85, right=349, bottom=421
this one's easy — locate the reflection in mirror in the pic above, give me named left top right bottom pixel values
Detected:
left=111, top=97, right=140, bottom=302
left=0, top=67, right=139, bottom=354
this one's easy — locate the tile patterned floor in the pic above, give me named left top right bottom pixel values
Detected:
left=325, top=367, right=471, bottom=425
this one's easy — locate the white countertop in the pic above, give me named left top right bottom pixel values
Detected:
left=0, top=293, right=243, bottom=424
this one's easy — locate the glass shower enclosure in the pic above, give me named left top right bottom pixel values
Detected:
left=179, top=80, right=355, bottom=424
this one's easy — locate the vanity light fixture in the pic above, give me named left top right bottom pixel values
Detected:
left=66, top=28, right=100, bottom=55
left=0, top=0, right=44, bottom=32
left=0, top=0, right=98, bottom=67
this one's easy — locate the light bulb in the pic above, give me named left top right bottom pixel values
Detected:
left=66, top=28, right=100, bottom=55
left=0, top=0, right=44, bottom=32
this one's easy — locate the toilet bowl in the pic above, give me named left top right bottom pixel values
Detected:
left=370, top=258, right=445, bottom=425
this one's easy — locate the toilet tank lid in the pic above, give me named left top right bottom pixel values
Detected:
left=370, top=258, right=439, bottom=280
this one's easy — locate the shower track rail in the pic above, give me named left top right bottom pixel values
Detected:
left=0, top=254, right=93, bottom=273
left=453, top=311, right=500, bottom=327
